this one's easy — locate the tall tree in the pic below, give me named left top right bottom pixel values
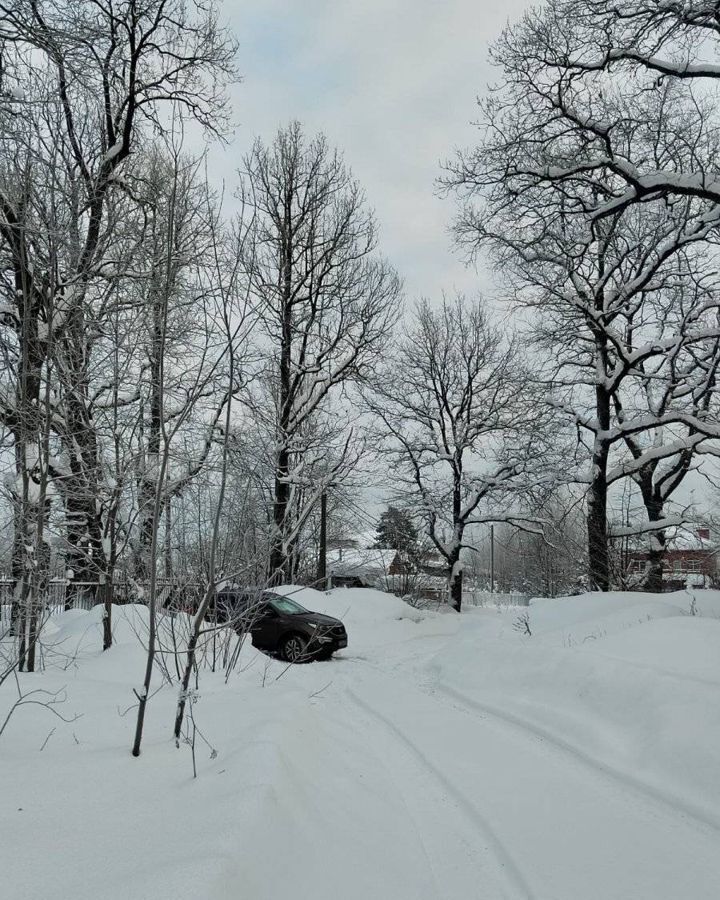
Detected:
left=445, top=41, right=720, bottom=590
left=132, top=156, right=254, bottom=757
left=366, top=295, right=547, bottom=611
left=0, top=0, right=236, bottom=659
left=239, top=122, right=401, bottom=584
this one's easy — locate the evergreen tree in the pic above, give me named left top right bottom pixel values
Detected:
left=374, top=506, right=418, bottom=554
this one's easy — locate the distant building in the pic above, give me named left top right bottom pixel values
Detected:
left=387, top=550, right=448, bottom=602
left=326, top=545, right=449, bottom=601
left=628, top=527, right=717, bottom=590
left=327, top=547, right=397, bottom=589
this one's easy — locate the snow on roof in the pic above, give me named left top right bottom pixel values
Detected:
left=668, top=527, right=716, bottom=552
left=621, top=524, right=717, bottom=553
left=327, top=547, right=396, bottom=577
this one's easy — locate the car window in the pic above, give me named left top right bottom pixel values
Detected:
left=267, top=595, right=308, bottom=615
left=217, top=593, right=265, bottom=615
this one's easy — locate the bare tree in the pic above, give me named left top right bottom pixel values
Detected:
left=0, top=0, right=236, bottom=658
left=172, top=185, right=254, bottom=745
left=474, top=0, right=720, bottom=219
left=239, top=122, right=401, bottom=584
left=131, top=155, right=254, bottom=757
left=366, top=295, right=548, bottom=612
left=445, top=48, right=720, bottom=590
left=0, top=63, right=64, bottom=661
left=128, top=150, right=231, bottom=584
left=490, top=491, right=588, bottom=598
left=608, top=289, right=720, bottom=591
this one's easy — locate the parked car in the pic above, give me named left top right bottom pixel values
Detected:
left=215, top=589, right=348, bottom=662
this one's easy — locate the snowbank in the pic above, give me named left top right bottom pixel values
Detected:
left=2, top=587, right=719, bottom=899
left=430, top=589, right=720, bottom=827
left=272, top=583, right=426, bottom=625
left=321, top=586, right=428, bottom=624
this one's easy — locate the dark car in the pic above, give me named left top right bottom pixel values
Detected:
left=215, top=589, right=348, bottom=662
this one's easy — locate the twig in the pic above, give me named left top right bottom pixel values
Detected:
left=309, top=681, right=332, bottom=699
left=39, top=727, right=56, bottom=751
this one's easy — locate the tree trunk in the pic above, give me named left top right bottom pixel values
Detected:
left=174, top=302, right=236, bottom=743
left=136, top=299, right=165, bottom=581
left=317, top=491, right=327, bottom=588
left=102, top=576, right=114, bottom=652
left=173, top=616, right=203, bottom=740
left=587, top=363, right=611, bottom=591
left=644, top=532, right=666, bottom=593
left=587, top=450, right=610, bottom=591
left=12, top=262, right=45, bottom=647
left=269, top=220, right=294, bottom=584
left=60, top=301, right=108, bottom=611
left=450, top=476, right=463, bottom=612
left=268, top=445, right=291, bottom=584
left=641, top=493, right=666, bottom=593
left=450, top=563, right=463, bottom=613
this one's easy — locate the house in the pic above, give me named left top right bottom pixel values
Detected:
left=327, top=547, right=397, bottom=589
left=628, top=527, right=717, bottom=590
left=326, top=545, right=449, bottom=602
left=387, top=550, right=449, bottom=602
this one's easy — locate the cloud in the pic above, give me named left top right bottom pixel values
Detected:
left=211, top=0, right=529, bottom=299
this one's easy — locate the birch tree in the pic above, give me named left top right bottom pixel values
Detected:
left=131, top=159, right=254, bottom=757
left=129, top=150, right=231, bottom=584
left=0, top=0, right=236, bottom=657
left=172, top=199, right=255, bottom=745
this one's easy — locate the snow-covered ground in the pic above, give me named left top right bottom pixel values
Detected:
left=1, top=586, right=719, bottom=899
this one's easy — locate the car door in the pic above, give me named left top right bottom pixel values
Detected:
left=249, top=603, right=283, bottom=650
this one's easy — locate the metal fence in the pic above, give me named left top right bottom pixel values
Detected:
left=463, top=590, right=530, bottom=607
left=0, top=576, right=203, bottom=616
left=0, top=577, right=210, bottom=638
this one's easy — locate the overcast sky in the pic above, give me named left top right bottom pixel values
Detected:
left=209, top=0, right=530, bottom=302
left=202, top=2, right=715, bottom=522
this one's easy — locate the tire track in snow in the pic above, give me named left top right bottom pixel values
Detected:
left=348, top=654, right=720, bottom=837
left=431, top=681, right=720, bottom=837
left=331, top=691, right=447, bottom=900
left=346, top=686, right=536, bottom=900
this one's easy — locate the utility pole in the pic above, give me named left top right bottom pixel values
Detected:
left=490, top=524, right=495, bottom=594
left=318, top=490, right=328, bottom=589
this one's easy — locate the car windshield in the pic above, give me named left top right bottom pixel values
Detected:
left=268, top=595, right=308, bottom=615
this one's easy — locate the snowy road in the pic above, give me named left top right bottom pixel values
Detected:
left=2, top=588, right=719, bottom=900
left=327, top=656, right=720, bottom=900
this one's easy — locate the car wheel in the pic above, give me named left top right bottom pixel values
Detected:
left=281, top=633, right=308, bottom=663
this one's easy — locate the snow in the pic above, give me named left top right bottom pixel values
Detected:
left=1, top=588, right=720, bottom=898
left=102, top=141, right=123, bottom=164
left=326, top=547, right=396, bottom=578
left=597, top=615, right=720, bottom=682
